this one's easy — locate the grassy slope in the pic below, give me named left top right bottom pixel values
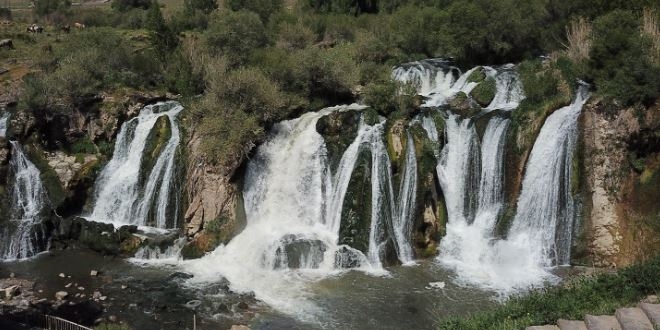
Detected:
left=437, top=256, right=660, bottom=330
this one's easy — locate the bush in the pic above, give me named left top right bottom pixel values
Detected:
left=205, top=10, right=269, bottom=66
left=34, top=0, right=70, bottom=16
left=589, top=10, right=660, bottom=106
left=185, top=0, right=217, bottom=14
left=226, top=0, right=281, bottom=22
left=111, top=0, right=151, bottom=11
left=146, top=0, right=179, bottom=57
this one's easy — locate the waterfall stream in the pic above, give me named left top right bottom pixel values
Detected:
left=1, top=142, right=49, bottom=260
left=89, top=101, right=183, bottom=228
left=0, top=112, right=8, bottom=137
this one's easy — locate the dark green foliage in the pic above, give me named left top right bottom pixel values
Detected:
left=226, top=0, right=281, bottom=22
left=146, top=1, right=179, bottom=57
left=163, top=51, right=204, bottom=97
left=438, top=255, right=660, bottom=330
left=111, top=0, right=151, bottom=11
left=70, top=136, right=97, bottom=154
left=588, top=10, right=660, bottom=106
left=205, top=10, right=269, bottom=66
left=185, top=0, right=217, bottom=14
left=470, top=76, right=496, bottom=107
left=34, top=0, right=70, bottom=17
left=363, top=80, right=417, bottom=117
left=0, top=7, right=11, bottom=20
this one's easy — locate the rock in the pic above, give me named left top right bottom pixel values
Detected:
left=639, top=303, right=660, bottom=326
left=9, top=273, right=14, bottom=278
left=642, top=296, right=659, bottom=304
left=584, top=314, right=622, bottom=330
left=55, top=291, right=68, bottom=300
left=90, top=270, right=98, bottom=276
left=236, top=302, right=249, bottom=310
left=230, top=326, right=251, bottom=330
left=77, top=287, right=84, bottom=291
left=526, top=326, right=559, bottom=330
left=615, top=307, right=653, bottom=330
left=426, top=282, right=445, bottom=289
left=65, top=283, right=72, bottom=288
left=58, top=273, right=66, bottom=278
left=121, top=285, right=127, bottom=290
left=3, top=285, right=19, bottom=298
left=557, top=319, right=588, bottom=330
left=92, top=291, right=102, bottom=299
left=99, top=296, right=107, bottom=301
left=108, top=315, right=118, bottom=323
left=470, top=76, right=496, bottom=107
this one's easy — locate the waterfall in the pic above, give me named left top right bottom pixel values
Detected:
left=392, top=132, right=417, bottom=264
left=185, top=105, right=386, bottom=317
left=366, top=123, right=394, bottom=266
left=437, top=87, right=589, bottom=292
left=392, top=59, right=479, bottom=107
left=130, top=237, right=186, bottom=264
left=89, top=101, right=183, bottom=228
left=435, top=114, right=480, bottom=225
left=0, top=112, right=8, bottom=137
left=1, top=142, right=49, bottom=260
left=484, top=65, right=525, bottom=111
left=507, top=86, right=589, bottom=267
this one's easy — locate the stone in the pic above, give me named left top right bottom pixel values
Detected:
left=639, top=303, right=660, bottom=326
left=108, top=315, right=118, bottom=323
left=90, top=270, right=98, bottom=276
left=615, top=307, right=653, bottom=330
left=65, top=283, right=72, bottom=288
left=3, top=285, right=19, bottom=298
left=99, top=296, right=107, bottom=301
left=9, top=273, right=14, bottom=278
left=78, top=287, right=84, bottom=291
left=642, top=296, right=659, bottom=304
left=58, top=273, right=66, bottom=278
left=121, top=285, right=128, bottom=290
left=92, top=291, right=102, bottom=299
left=557, top=319, right=588, bottom=330
left=584, top=315, right=622, bottom=330
left=230, top=326, right=251, bottom=330
left=55, top=291, right=68, bottom=300
left=526, top=326, right=559, bottom=330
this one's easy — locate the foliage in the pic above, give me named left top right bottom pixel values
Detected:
left=226, top=0, right=282, bottom=22
left=146, top=0, right=179, bottom=57
left=185, top=0, right=217, bottom=14
left=205, top=10, right=269, bottom=66
left=0, top=7, right=12, bottom=20
left=438, top=255, right=660, bottom=330
left=588, top=10, right=660, bottom=106
left=111, top=0, right=151, bottom=12
left=34, top=0, right=71, bottom=17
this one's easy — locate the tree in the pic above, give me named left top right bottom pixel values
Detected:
left=204, top=10, right=268, bottom=65
left=184, top=0, right=217, bottom=14
left=146, top=1, right=178, bottom=57
left=34, top=0, right=70, bottom=17
left=111, top=0, right=151, bottom=11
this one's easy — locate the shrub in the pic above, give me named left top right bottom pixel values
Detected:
left=185, top=0, right=217, bottom=14
left=226, top=0, right=281, bottom=22
left=205, top=10, right=269, bottom=66
left=111, top=0, right=151, bottom=11
left=34, top=0, right=70, bottom=17
left=589, top=10, right=660, bottom=106
left=146, top=0, right=179, bottom=57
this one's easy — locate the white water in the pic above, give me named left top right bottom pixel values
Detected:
left=437, top=87, right=588, bottom=292
left=185, top=105, right=389, bottom=318
left=0, top=112, right=8, bottom=137
left=507, top=86, right=589, bottom=267
left=89, top=101, right=183, bottom=228
left=392, top=132, right=417, bottom=264
left=392, top=59, right=479, bottom=107
left=1, top=142, right=49, bottom=260
left=484, top=65, right=525, bottom=111
left=130, top=237, right=186, bottom=264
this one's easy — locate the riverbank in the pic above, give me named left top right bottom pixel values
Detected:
left=437, top=256, right=660, bottom=330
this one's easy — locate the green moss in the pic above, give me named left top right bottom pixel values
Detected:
left=70, top=136, right=97, bottom=154
left=141, top=115, right=172, bottom=181
left=338, top=148, right=372, bottom=253
left=470, top=76, right=496, bottom=107
left=466, top=67, right=485, bottom=83
left=23, top=144, right=66, bottom=208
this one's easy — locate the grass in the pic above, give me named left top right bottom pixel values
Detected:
left=437, top=256, right=660, bottom=330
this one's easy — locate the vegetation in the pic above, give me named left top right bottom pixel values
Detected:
left=438, top=255, right=660, bottom=330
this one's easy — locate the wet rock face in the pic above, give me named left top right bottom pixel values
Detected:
left=316, top=109, right=361, bottom=170
left=338, top=148, right=372, bottom=254
left=49, top=217, right=140, bottom=256
left=581, top=99, right=660, bottom=267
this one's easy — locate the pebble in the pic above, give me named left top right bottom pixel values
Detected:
left=99, top=296, right=107, bottom=301
left=58, top=273, right=65, bottom=278
left=426, top=281, right=446, bottom=289
left=55, top=291, right=68, bottom=300
left=108, top=315, right=118, bottom=323
left=90, top=270, right=98, bottom=277
left=77, top=287, right=85, bottom=291
left=65, top=283, right=72, bottom=288
left=93, top=291, right=102, bottom=299
left=9, top=273, right=14, bottom=278
left=121, top=285, right=128, bottom=290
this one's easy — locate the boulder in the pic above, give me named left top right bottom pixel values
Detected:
left=55, top=291, right=68, bottom=300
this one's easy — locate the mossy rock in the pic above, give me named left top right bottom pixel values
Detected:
left=466, top=67, right=485, bottom=83
left=448, top=92, right=480, bottom=118
left=470, top=76, right=496, bottom=107
left=338, top=148, right=372, bottom=253
left=23, top=144, right=66, bottom=209
left=119, top=235, right=144, bottom=255
left=141, top=115, right=172, bottom=182
left=316, top=109, right=361, bottom=171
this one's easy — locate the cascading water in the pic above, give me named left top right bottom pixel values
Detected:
left=437, top=87, right=589, bottom=292
left=507, top=86, right=589, bottom=267
left=0, top=112, right=9, bottom=137
left=185, top=105, right=387, bottom=317
left=484, top=65, right=525, bottom=111
left=392, top=132, right=417, bottom=264
left=89, top=101, right=183, bottom=228
left=0, top=142, right=49, bottom=260
left=392, top=59, right=479, bottom=107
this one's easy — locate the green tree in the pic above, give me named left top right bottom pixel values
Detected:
left=589, top=10, right=660, bottom=105
left=205, top=10, right=269, bottom=65
left=146, top=1, right=179, bottom=56
left=111, top=0, right=151, bottom=11
left=34, top=0, right=70, bottom=17
left=225, top=0, right=281, bottom=22
left=184, top=0, right=217, bottom=14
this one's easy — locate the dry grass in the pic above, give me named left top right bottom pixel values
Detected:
left=642, top=8, right=660, bottom=64
left=564, top=16, right=592, bottom=62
